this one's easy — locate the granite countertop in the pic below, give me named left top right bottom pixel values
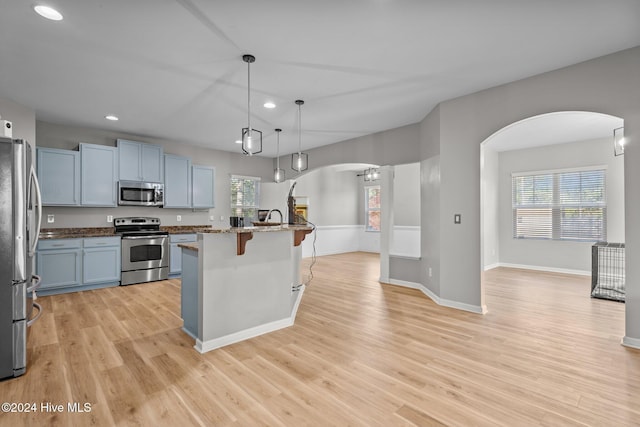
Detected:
left=39, top=227, right=116, bottom=239
left=39, top=224, right=312, bottom=239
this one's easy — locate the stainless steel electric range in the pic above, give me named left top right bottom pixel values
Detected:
left=114, top=217, right=169, bottom=285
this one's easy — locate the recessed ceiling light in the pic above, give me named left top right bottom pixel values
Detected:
left=235, top=140, right=242, bottom=144
left=34, top=5, right=63, bottom=21
left=105, top=115, right=119, bottom=121
left=263, top=102, right=276, bottom=109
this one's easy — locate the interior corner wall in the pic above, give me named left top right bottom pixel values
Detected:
left=0, top=97, right=36, bottom=150
left=419, top=106, right=441, bottom=295
left=481, top=145, right=499, bottom=269
left=498, top=138, right=625, bottom=273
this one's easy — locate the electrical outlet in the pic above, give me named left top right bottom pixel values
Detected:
left=107, top=215, right=113, bottom=223
left=220, top=215, right=224, bottom=221
left=176, top=215, right=182, bottom=222
left=47, top=214, right=54, bottom=224
left=428, top=267, right=432, bottom=277
left=209, top=215, right=215, bottom=221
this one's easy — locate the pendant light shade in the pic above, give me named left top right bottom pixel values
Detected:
left=241, top=54, right=262, bottom=156
left=614, top=126, right=625, bottom=156
left=291, top=99, right=308, bottom=172
left=274, top=128, right=285, bottom=183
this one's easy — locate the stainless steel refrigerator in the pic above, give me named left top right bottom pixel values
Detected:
left=0, top=137, right=43, bottom=380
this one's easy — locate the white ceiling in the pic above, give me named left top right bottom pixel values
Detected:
left=484, top=111, right=624, bottom=152
left=1, top=1, right=639, bottom=157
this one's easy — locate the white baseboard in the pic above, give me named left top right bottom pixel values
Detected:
left=497, top=262, right=590, bottom=276
left=195, top=285, right=305, bottom=353
left=386, top=279, right=486, bottom=314
left=622, top=336, right=640, bottom=350
left=483, top=263, right=499, bottom=271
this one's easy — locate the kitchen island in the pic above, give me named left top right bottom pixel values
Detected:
left=179, top=225, right=313, bottom=353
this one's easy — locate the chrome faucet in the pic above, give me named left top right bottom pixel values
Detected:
left=266, top=209, right=283, bottom=224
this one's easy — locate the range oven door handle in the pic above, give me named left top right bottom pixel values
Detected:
left=121, top=235, right=168, bottom=240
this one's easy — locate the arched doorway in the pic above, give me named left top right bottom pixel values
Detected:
left=480, top=111, right=624, bottom=311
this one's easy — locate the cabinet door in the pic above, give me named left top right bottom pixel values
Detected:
left=192, top=165, right=215, bottom=208
left=80, top=144, right=118, bottom=206
left=37, top=148, right=80, bottom=206
left=164, top=154, right=192, bottom=208
left=117, top=139, right=142, bottom=181
left=170, top=242, right=182, bottom=274
left=83, top=246, right=121, bottom=284
left=36, top=249, right=82, bottom=289
left=141, top=144, right=163, bottom=182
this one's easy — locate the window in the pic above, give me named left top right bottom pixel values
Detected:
left=365, top=186, right=381, bottom=232
left=230, top=175, right=260, bottom=218
left=512, top=167, right=606, bottom=241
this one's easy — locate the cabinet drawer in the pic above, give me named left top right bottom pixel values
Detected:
left=37, top=239, right=82, bottom=250
left=83, top=236, right=121, bottom=248
left=170, top=234, right=197, bottom=243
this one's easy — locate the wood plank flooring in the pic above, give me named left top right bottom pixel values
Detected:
left=1, top=252, right=639, bottom=426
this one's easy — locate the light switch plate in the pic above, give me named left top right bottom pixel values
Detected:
left=209, top=215, right=215, bottom=221
left=107, top=215, right=113, bottom=223
left=177, top=215, right=182, bottom=222
left=454, top=214, right=461, bottom=224
left=47, top=214, right=54, bottom=223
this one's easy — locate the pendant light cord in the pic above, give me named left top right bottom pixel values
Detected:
left=297, top=102, right=302, bottom=156
left=276, top=130, right=280, bottom=169
left=247, top=60, right=251, bottom=134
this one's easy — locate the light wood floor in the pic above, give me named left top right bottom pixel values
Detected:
left=1, top=252, right=639, bottom=426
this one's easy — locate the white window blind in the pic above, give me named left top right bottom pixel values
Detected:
left=512, top=167, right=606, bottom=241
left=230, top=175, right=260, bottom=218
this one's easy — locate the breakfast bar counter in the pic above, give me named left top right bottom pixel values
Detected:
left=180, top=225, right=313, bottom=353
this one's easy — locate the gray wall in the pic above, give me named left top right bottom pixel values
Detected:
left=36, top=120, right=274, bottom=228
left=292, top=167, right=359, bottom=226
left=421, top=46, right=639, bottom=335
left=497, top=137, right=624, bottom=272
left=393, top=162, right=421, bottom=226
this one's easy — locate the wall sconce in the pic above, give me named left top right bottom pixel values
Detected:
left=614, top=127, right=625, bottom=156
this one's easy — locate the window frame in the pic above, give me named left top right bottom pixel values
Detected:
left=230, top=174, right=261, bottom=219
left=364, top=185, right=381, bottom=232
left=512, top=166, right=607, bottom=242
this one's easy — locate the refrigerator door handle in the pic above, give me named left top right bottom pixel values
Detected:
left=27, top=274, right=41, bottom=293
left=27, top=302, right=42, bottom=327
left=28, top=165, right=42, bottom=257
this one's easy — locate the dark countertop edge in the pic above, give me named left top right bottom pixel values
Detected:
left=178, top=242, right=199, bottom=251
left=38, top=225, right=313, bottom=239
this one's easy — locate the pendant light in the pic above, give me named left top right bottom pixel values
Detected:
left=274, top=128, right=285, bottom=182
left=241, top=54, right=262, bottom=155
left=291, top=99, right=308, bottom=172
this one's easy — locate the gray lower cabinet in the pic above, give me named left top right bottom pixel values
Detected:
left=36, top=237, right=121, bottom=295
left=82, top=237, right=121, bottom=284
left=169, top=234, right=197, bottom=276
left=36, top=239, right=82, bottom=291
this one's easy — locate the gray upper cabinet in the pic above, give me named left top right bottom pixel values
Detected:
left=192, top=165, right=215, bottom=208
left=117, top=139, right=163, bottom=182
left=164, top=154, right=192, bottom=208
left=80, top=143, right=118, bottom=206
left=37, top=147, right=80, bottom=206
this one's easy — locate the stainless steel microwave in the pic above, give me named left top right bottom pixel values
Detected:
left=118, top=181, right=164, bottom=207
